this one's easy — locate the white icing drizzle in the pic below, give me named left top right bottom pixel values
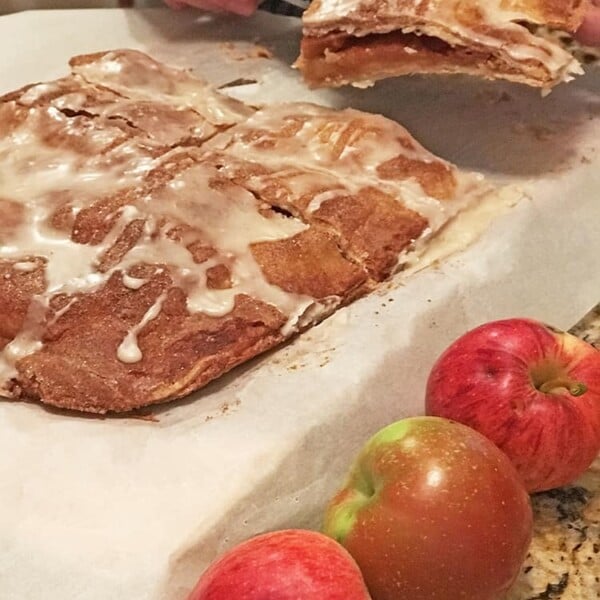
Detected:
left=208, top=102, right=496, bottom=280
left=394, top=178, right=451, bottom=232
left=117, top=292, right=167, bottom=364
left=122, top=274, right=148, bottom=290
left=19, top=82, right=64, bottom=105
left=70, top=49, right=253, bottom=127
left=21, top=80, right=219, bottom=147
left=0, top=297, right=47, bottom=390
left=0, top=108, right=152, bottom=205
left=0, top=104, right=317, bottom=380
left=0, top=103, right=156, bottom=381
left=49, top=297, right=79, bottom=323
left=12, top=261, right=37, bottom=272
left=209, top=102, right=449, bottom=179
left=2, top=337, right=43, bottom=365
left=208, top=102, right=463, bottom=236
left=306, top=189, right=348, bottom=213
left=142, top=163, right=313, bottom=321
left=1, top=197, right=141, bottom=297
left=303, top=0, right=582, bottom=84
left=1, top=336, right=43, bottom=387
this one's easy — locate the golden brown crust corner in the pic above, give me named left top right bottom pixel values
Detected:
left=503, top=0, right=590, bottom=31
left=303, top=0, right=590, bottom=30
left=68, top=50, right=113, bottom=69
left=68, top=49, right=157, bottom=69
left=12, top=281, right=291, bottom=414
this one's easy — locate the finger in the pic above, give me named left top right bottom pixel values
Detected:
left=164, top=0, right=228, bottom=10
left=194, top=0, right=258, bottom=15
left=575, top=6, right=600, bottom=46
left=191, top=0, right=232, bottom=11
left=165, top=0, right=258, bottom=14
left=218, top=0, right=260, bottom=15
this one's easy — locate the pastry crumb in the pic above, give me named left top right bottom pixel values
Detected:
left=221, top=42, right=273, bottom=62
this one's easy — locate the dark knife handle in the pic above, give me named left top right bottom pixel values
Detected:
left=260, top=0, right=306, bottom=15
left=569, top=303, right=600, bottom=349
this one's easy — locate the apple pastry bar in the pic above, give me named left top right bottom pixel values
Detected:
left=297, top=0, right=589, bottom=89
left=0, top=50, right=492, bottom=413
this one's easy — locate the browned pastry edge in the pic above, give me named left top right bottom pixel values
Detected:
left=303, top=0, right=590, bottom=34
left=9, top=300, right=288, bottom=414
left=69, top=51, right=117, bottom=69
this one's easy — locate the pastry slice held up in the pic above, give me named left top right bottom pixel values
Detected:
left=296, top=0, right=589, bottom=89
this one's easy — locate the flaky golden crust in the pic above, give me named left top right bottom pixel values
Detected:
left=500, top=0, right=588, bottom=31
left=11, top=286, right=289, bottom=414
left=303, top=0, right=589, bottom=33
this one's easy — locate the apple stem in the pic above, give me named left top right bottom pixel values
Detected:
left=538, top=379, right=588, bottom=396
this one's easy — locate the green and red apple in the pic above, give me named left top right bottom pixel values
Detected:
left=426, top=318, right=600, bottom=492
left=323, top=417, right=533, bottom=600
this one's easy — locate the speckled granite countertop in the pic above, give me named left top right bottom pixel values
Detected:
left=508, top=304, right=600, bottom=600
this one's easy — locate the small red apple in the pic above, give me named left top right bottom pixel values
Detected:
left=323, top=417, right=532, bottom=600
left=426, top=318, right=600, bottom=492
left=188, top=529, right=372, bottom=600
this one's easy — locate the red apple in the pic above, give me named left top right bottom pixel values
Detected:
left=323, top=417, right=532, bottom=600
left=188, top=529, right=372, bottom=600
left=425, top=318, right=600, bottom=492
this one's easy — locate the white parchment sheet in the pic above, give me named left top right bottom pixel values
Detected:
left=0, top=9, right=599, bottom=599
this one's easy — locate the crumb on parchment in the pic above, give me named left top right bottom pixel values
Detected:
left=220, top=42, right=273, bottom=62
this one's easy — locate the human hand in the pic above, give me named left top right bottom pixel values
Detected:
left=575, top=0, right=600, bottom=46
left=164, top=0, right=260, bottom=16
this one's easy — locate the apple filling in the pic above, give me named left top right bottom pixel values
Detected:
left=299, top=29, right=549, bottom=86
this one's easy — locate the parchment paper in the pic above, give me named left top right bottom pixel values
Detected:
left=0, top=9, right=599, bottom=600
